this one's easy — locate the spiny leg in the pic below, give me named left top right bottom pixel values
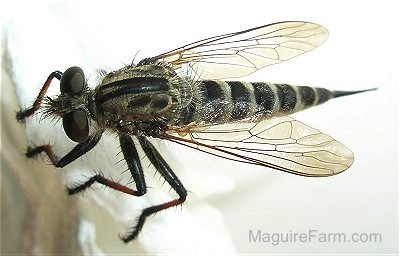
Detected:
left=26, top=131, right=103, bottom=168
left=27, top=130, right=151, bottom=241
left=16, top=70, right=63, bottom=121
left=119, top=134, right=146, bottom=196
left=120, top=135, right=187, bottom=243
left=67, top=134, right=147, bottom=214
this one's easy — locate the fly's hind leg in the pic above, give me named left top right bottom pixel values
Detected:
left=120, top=135, right=187, bottom=243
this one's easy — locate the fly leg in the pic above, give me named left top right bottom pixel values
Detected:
left=25, top=131, right=103, bottom=168
left=120, top=135, right=187, bottom=243
left=67, top=133, right=146, bottom=196
left=16, top=70, right=63, bottom=121
left=66, top=134, right=147, bottom=236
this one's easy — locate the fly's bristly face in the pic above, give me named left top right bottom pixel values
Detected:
left=45, top=66, right=91, bottom=143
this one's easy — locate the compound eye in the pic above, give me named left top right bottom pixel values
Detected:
left=60, top=66, right=85, bottom=94
left=62, top=110, right=89, bottom=143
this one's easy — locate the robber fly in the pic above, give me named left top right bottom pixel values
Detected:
left=16, top=21, right=375, bottom=242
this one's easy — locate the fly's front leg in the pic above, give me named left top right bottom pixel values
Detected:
left=120, top=135, right=187, bottom=243
left=26, top=131, right=103, bottom=167
left=16, top=70, right=63, bottom=121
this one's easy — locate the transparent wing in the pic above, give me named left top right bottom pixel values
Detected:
left=161, top=116, right=353, bottom=177
left=143, top=21, right=328, bottom=79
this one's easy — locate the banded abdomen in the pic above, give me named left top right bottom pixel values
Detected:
left=176, top=80, right=370, bottom=126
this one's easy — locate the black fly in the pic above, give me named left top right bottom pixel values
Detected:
left=16, top=21, right=375, bottom=242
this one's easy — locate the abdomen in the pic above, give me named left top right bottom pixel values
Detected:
left=175, top=80, right=334, bottom=126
